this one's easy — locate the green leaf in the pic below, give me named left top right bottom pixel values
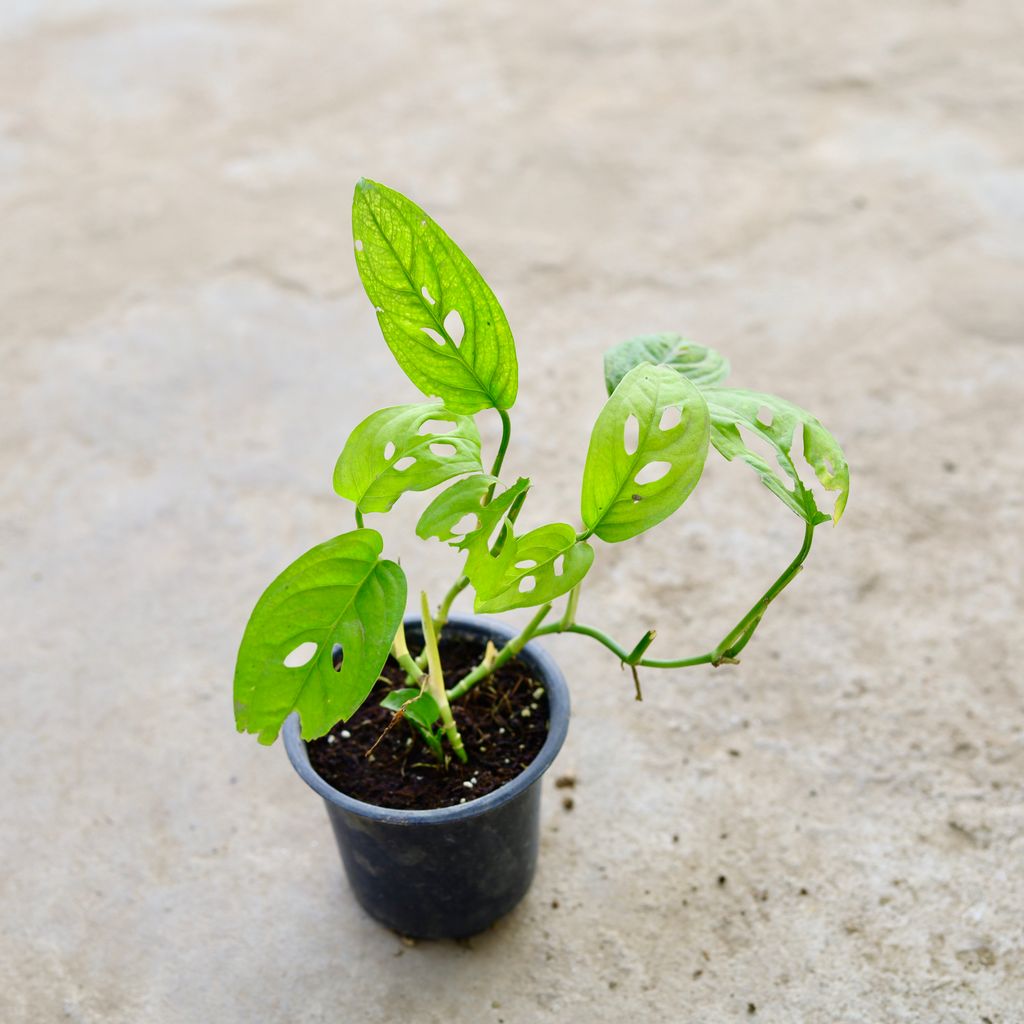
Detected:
left=456, top=477, right=531, bottom=590
left=581, top=363, right=711, bottom=543
left=234, top=529, right=407, bottom=745
left=604, top=333, right=730, bottom=394
left=703, top=388, right=849, bottom=524
left=333, top=402, right=482, bottom=514
left=352, top=178, right=518, bottom=414
left=415, top=472, right=497, bottom=542
left=474, top=523, right=594, bottom=612
left=416, top=474, right=537, bottom=598
left=380, top=688, right=441, bottom=731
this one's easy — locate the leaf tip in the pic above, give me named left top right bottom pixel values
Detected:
left=832, top=491, right=848, bottom=525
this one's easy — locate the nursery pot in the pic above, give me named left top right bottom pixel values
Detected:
left=283, top=614, right=570, bottom=940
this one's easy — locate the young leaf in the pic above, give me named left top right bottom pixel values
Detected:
left=352, top=178, right=518, bottom=414
left=581, top=363, right=710, bottom=543
left=474, top=523, right=594, bottom=612
left=456, top=477, right=531, bottom=590
left=703, top=388, right=849, bottom=524
left=333, top=402, right=482, bottom=514
left=234, top=529, right=407, bottom=745
left=415, top=472, right=497, bottom=542
left=380, top=687, right=441, bottom=731
left=604, top=333, right=730, bottom=394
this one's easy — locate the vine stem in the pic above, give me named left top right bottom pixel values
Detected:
left=560, top=583, right=581, bottom=629
left=420, top=591, right=467, bottom=762
left=440, top=520, right=813, bottom=702
left=391, top=621, right=425, bottom=681
left=488, top=408, right=512, bottom=490
left=446, top=603, right=552, bottom=700
left=534, top=520, right=815, bottom=668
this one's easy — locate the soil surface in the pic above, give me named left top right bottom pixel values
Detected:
left=307, top=635, right=550, bottom=810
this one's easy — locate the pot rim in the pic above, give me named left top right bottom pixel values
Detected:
left=282, top=613, right=570, bottom=825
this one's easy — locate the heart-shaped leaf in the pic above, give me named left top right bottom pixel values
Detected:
left=352, top=178, right=518, bottom=414
left=703, top=388, right=849, bottom=524
left=415, top=472, right=497, bottom=542
left=604, top=333, right=730, bottom=394
left=581, top=363, right=710, bottom=543
left=234, top=529, right=407, bottom=745
left=473, top=523, right=594, bottom=613
left=334, top=402, right=482, bottom=514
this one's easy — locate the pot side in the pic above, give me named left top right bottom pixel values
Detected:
left=283, top=614, right=570, bottom=939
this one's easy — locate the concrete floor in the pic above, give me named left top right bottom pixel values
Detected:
left=3, top=2, right=1023, bottom=1021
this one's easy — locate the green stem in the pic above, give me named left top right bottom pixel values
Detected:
left=446, top=602, right=553, bottom=700
left=560, top=583, right=581, bottom=629
left=708, top=519, right=814, bottom=662
left=354, top=508, right=365, bottom=529
left=420, top=592, right=467, bottom=762
left=534, top=520, right=816, bottom=669
left=533, top=622, right=713, bottom=667
left=392, top=621, right=425, bottom=681
left=488, top=408, right=512, bottom=487
left=433, top=575, right=469, bottom=633
left=413, top=573, right=471, bottom=674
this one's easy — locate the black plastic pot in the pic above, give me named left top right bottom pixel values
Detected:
left=283, top=614, right=570, bottom=940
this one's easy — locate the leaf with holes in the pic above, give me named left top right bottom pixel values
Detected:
left=415, top=472, right=498, bottom=543
left=333, top=402, right=482, bottom=514
left=581, top=363, right=710, bottom=543
left=352, top=179, right=518, bottom=414
left=233, top=529, right=407, bottom=745
left=604, top=333, right=730, bottom=394
left=703, top=388, right=849, bottom=524
left=454, top=477, right=531, bottom=593
left=474, top=523, right=594, bottom=613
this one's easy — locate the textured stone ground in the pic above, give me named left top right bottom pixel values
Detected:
left=2, top=2, right=1023, bottom=1022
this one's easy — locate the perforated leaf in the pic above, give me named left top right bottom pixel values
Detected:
left=474, top=523, right=594, bottom=613
left=581, top=363, right=711, bottom=543
left=457, top=478, right=531, bottom=589
left=703, top=388, right=849, bottom=524
left=604, top=333, right=730, bottom=393
left=233, top=529, right=406, bottom=745
left=415, top=473, right=497, bottom=542
left=352, top=178, right=518, bottom=414
left=333, top=402, right=482, bottom=514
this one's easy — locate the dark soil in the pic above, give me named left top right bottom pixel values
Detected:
left=306, top=633, right=550, bottom=810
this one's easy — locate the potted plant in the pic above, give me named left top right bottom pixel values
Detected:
left=234, top=178, right=850, bottom=940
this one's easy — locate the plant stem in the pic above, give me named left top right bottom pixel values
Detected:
left=420, top=592, right=467, bottom=762
left=433, top=575, right=469, bottom=634
left=391, top=621, right=425, bottom=682
left=354, top=508, right=365, bottom=529
left=706, top=519, right=814, bottom=662
left=487, top=408, right=512, bottom=492
left=560, top=583, right=581, bottom=629
left=534, top=520, right=816, bottom=669
left=446, top=602, right=552, bottom=700
left=412, top=575, right=469, bottom=675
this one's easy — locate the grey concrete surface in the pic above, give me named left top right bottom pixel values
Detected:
left=2, top=2, right=1023, bottom=1021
